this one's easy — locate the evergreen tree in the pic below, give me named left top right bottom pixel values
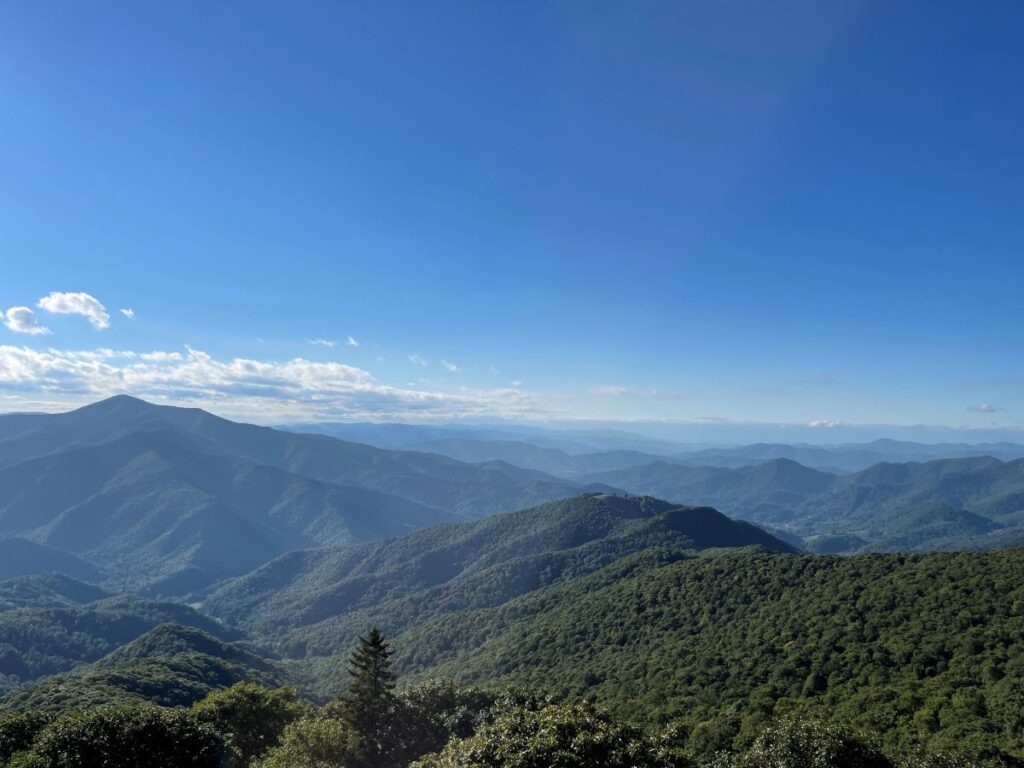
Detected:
left=346, top=628, right=396, bottom=707
left=337, top=628, right=398, bottom=768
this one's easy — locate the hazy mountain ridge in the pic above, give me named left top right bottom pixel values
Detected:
left=0, top=397, right=604, bottom=595
left=201, top=493, right=794, bottom=690
left=278, top=420, right=1024, bottom=474
left=586, top=455, right=1024, bottom=551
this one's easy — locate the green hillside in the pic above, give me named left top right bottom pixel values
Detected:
left=392, top=548, right=1024, bottom=760
left=202, top=494, right=792, bottom=665
left=0, top=593, right=239, bottom=694
left=0, top=623, right=285, bottom=712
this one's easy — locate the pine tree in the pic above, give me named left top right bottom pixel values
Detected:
left=346, top=628, right=396, bottom=706
left=339, top=628, right=398, bottom=768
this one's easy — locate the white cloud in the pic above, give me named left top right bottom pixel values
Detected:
left=968, top=403, right=1001, bottom=413
left=441, top=359, right=459, bottom=372
left=139, top=351, right=184, bottom=362
left=409, top=353, right=427, bottom=366
left=0, top=344, right=544, bottom=422
left=592, top=385, right=686, bottom=400
left=120, top=308, right=135, bottom=319
left=37, top=292, right=111, bottom=329
left=594, top=385, right=630, bottom=396
left=3, top=307, right=51, bottom=336
left=346, top=336, right=359, bottom=348
left=308, top=338, right=336, bottom=347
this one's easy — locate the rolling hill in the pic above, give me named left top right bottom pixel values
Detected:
left=0, top=623, right=284, bottom=712
left=201, top=493, right=793, bottom=693
left=0, top=426, right=455, bottom=594
left=390, top=547, right=1024, bottom=760
left=584, top=456, right=1024, bottom=551
left=0, top=396, right=610, bottom=594
left=0, top=590, right=240, bottom=695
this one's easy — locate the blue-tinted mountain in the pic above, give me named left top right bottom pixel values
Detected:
left=0, top=539, right=102, bottom=583
left=0, top=396, right=592, bottom=519
left=0, top=427, right=453, bottom=594
left=202, top=493, right=793, bottom=697
left=585, top=456, right=1024, bottom=551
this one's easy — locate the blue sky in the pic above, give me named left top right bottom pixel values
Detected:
left=1, top=1, right=1022, bottom=439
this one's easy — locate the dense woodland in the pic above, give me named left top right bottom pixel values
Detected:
left=1, top=544, right=1022, bottom=767
left=3, top=629, right=1020, bottom=768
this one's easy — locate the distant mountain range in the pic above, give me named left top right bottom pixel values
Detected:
left=585, top=456, right=1024, bottom=551
left=2, top=395, right=1023, bottom=596
left=281, top=421, right=1024, bottom=474
left=0, top=397, right=606, bottom=594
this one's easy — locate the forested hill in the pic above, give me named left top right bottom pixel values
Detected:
left=202, top=494, right=793, bottom=652
left=397, top=547, right=1024, bottom=760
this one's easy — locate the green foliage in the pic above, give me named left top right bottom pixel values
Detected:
left=27, top=704, right=223, bottom=768
left=0, top=711, right=53, bottom=764
left=412, top=701, right=685, bottom=768
left=1, top=624, right=283, bottom=712
left=385, top=549, right=1024, bottom=761
left=254, top=716, right=357, bottom=768
left=395, top=679, right=497, bottom=757
left=193, top=682, right=307, bottom=767
left=333, top=629, right=399, bottom=768
left=204, top=494, right=787, bottom=682
left=721, top=717, right=892, bottom=768
left=0, top=593, right=238, bottom=694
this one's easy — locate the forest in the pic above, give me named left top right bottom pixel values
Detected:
left=3, top=629, right=1019, bottom=768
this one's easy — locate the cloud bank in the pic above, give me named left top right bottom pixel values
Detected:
left=0, top=345, right=539, bottom=423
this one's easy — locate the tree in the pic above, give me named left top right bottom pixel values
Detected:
left=726, top=717, right=893, bottom=768
left=345, top=629, right=396, bottom=709
left=255, top=717, right=357, bottom=768
left=0, top=711, right=53, bottom=765
left=28, top=704, right=223, bottom=768
left=333, top=628, right=399, bottom=768
left=412, top=701, right=687, bottom=768
left=193, top=682, right=307, bottom=767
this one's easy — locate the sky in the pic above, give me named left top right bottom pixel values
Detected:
left=1, top=1, right=1022, bottom=441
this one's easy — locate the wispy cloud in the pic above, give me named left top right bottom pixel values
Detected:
left=0, top=344, right=543, bottom=422
left=3, top=307, right=51, bottom=336
left=441, top=359, right=459, bottom=372
left=120, top=308, right=135, bottom=319
left=37, top=292, right=111, bottom=330
left=968, top=403, right=1002, bottom=413
left=346, top=336, right=359, bottom=347
left=592, top=385, right=687, bottom=400
left=308, top=338, right=336, bottom=347
left=409, top=353, right=427, bottom=366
